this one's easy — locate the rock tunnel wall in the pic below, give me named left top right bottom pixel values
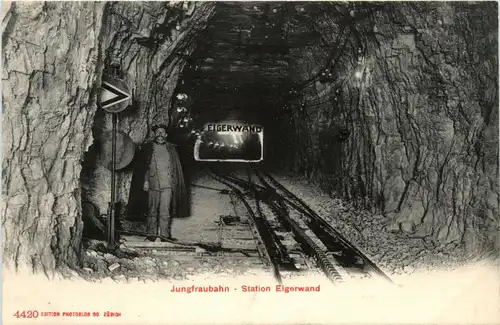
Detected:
left=1, top=1, right=214, bottom=273
left=80, top=2, right=215, bottom=220
left=287, top=2, right=499, bottom=253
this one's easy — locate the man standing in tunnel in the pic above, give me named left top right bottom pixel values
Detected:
left=138, top=124, right=189, bottom=242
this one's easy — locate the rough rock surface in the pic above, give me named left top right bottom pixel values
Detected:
left=2, top=2, right=107, bottom=273
left=1, top=2, right=214, bottom=273
left=284, top=2, right=499, bottom=253
left=274, top=174, right=497, bottom=276
left=2, top=1, right=497, bottom=278
left=81, top=2, right=215, bottom=218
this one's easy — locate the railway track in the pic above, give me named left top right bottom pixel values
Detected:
left=208, top=165, right=392, bottom=284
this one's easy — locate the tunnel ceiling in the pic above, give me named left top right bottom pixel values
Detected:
left=177, top=1, right=392, bottom=123
left=179, top=1, right=343, bottom=121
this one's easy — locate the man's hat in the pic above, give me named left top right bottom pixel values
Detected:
left=152, top=124, right=168, bottom=132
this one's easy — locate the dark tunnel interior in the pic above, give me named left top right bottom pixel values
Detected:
left=73, top=1, right=499, bottom=255
left=4, top=0, right=496, bottom=280
left=171, top=1, right=352, bottom=170
left=2, top=0, right=500, bottom=316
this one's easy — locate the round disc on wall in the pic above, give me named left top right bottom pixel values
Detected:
left=98, top=131, right=136, bottom=170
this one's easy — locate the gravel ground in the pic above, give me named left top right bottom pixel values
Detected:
left=78, top=172, right=266, bottom=283
left=76, top=169, right=493, bottom=283
left=171, top=174, right=234, bottom=243
left=77, top=239, right=264, bottom=283
left=271, top=172, right=494, bottom=276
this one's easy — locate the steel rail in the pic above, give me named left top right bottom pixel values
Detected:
left=259, top=184, right=345, bottom=283
left=216, top=169, right=343, bottom=283
left=207, top=169, right=284, bottom=283
left=256, top=168, right=393, bottom=283
left=245, top=166, right=297, bottom=271
left=213, top=170, right=391, bottom=282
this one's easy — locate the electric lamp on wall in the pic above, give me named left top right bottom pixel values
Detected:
left=288, top=88, right=300, bottom=97
left=177, top=116, right=193, bottom=128
left=106, top=63, right=125, bottom=80
left=319, top=68, right=334, bottom=83
left=295, top=5, right=305, bottom=12
left=176, top=93, right=188, bottom=101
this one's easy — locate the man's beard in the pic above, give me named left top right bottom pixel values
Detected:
left=155, top=136, right=167, bottom=144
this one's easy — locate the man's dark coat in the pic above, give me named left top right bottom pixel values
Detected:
left=128, top=141, right=189, bottom=220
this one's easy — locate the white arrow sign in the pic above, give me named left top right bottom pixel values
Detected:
left=99, top=81, right=131, bottom=109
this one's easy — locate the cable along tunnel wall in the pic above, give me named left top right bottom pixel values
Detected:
left=283, top=2, right=499, bottom=253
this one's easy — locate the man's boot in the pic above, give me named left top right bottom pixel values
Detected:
left=161, top=237, right=178, bottom=242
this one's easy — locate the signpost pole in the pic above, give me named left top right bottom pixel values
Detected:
left=108, top=113, right=118, bottom=249
left=98, top=74, right=131, bottom=250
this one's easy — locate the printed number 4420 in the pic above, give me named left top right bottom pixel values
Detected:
left=13, top=310, right=39, bottom=318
